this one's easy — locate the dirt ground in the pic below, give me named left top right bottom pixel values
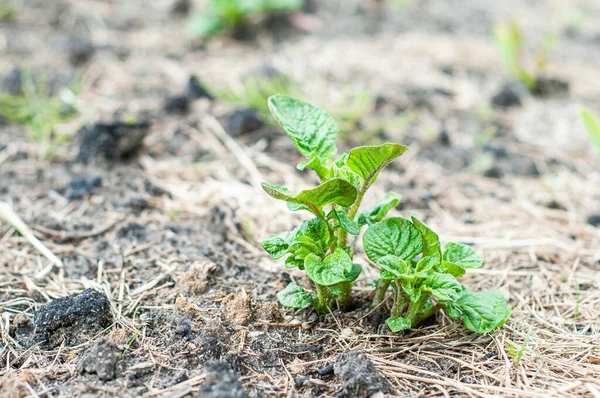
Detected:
left=1, top=0, right=599, bottom=397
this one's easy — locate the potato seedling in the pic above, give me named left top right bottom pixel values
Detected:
left=261, top=95, right=511, bottom=334
left=187, top=0, right=303, bottom=38
left=493, top=22, right=559, bottom=92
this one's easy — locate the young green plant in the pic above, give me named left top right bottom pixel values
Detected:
left=363, top=215, right=511, bottom=333
left=493, top=22, right=559, bottom=92
left=580, top=107, right=600, bottom=157
left=187, top=0, right=303, bottom=38
left=260, top=95, right=405, bottom=312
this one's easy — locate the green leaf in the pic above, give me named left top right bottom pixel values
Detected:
left=438, top=261, right=466, bottom=278
left=385, top=316, right=412, bottom=332
left=401, top=280, right=421, bottom=302
left=297, top=156, right=331, bottom=179
left=581, top=107, right=600, bottom=157
left=268, top=95, right=338, bottom=162
left=410, top=213, right=441, bottom=258
left=331, top=164, right=362, bottom=189
left=443, top=242, right=484, bottom=269
left=285, top=218, right=331, bottom=270
left=415, top=256, right=439, bottom=273
left=456, top=291, right=511, bottom=333
left=358, top=193, right=401, bottom=226
left=305, top=249, right=353, bottom=286
left=261, top=179, right=357, bottom=216
left=346, top=143, right=408, bottom=189
left=186, top=12, right=227, bottom=38
left=423, top=273, right=464, bottom=302
left=363, top=217, right=423, bottom=263
left=260, top=230, right=295, bottom=259
left=277, top=283, right=314, bottom=309
left=345, top=263, right=362, bottom=282
left=377, top=255, right=410, bottom=281
left=331, top=209, right=360, bottom=235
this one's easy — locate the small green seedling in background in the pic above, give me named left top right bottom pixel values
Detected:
left=187, top=0, right=303, bottom=38
left=0, top=3, right=17, bottom=22
left=261, top=95, right=511, bottom=334
left=493, top=22, right=559, bottom=92
left=0, top=69, right=78, bottom=158
left=580, top=107, right=600, bottom=157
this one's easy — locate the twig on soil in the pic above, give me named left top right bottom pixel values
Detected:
left=32, top=217, right=123, bottom=242
left=0, top=201, right=63, bottom=270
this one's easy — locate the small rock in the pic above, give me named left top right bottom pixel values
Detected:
left=491, top=82, right=524, bottom=108
left=187, top=75, right=213, bottom=100
left=334, top=350, right=394, bottom=397
left=78, top=338, right=121, bottom=381
left=199, top=361, right=248, bottom=398
left=171, top=0, right=191, bottom=15
left=483, top=166, right=503, bottom=179
left=294, top=376, right=309, bottom=388
left=225, top=109, right=263, bottom=136
left=317, top=362, right=335, bottom=376
left=437, top=129, right=451, bottom=146
left=175, top=315, right=193, bottom=339
left=531, top=77, right=569, bottom=97
left=67, top=175, right=102, bottom=200
left=34, top=288, right=113, bottom=347
left=76, top=121, right=150, bottom=163
left=125, top=196, right=149, bottom=211
left=164, top=94, right=190, bottom=114
left=67, top=35, right=95, bottom=66
left=587, top=214, right=600, bottom=227
left=220, top=293, right=252, bottom=327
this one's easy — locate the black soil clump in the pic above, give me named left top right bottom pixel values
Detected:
left=76, top=121, right=150, bottom=163
left=198, top=361, right=248, bottom=398
left=491, top=82, right=524, bottom=108
left=187, top=75, right=213, bottom=100
left=34, top=288, right=113, bottom=347
left=67, top=175, right=102, bottom=200
left=587, top=214, right=600, bottom=227
left=164, top=94, right=190, bottom=114
left=78, top=338, right=122, bottom=381
left=334, top=350, right=394, bottom=397
left=225, top=109, right=264, bottom=136
left=531, top=77, right=570, bottom=97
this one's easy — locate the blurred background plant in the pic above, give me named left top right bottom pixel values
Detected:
left=187, top=0, right=304, bottom=38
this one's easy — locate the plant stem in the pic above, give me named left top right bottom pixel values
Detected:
left=338, top=183, right=368, bottom=248
left=314, top=283, right=334, bottom=313
left=405, top=293, right=431, bottom=326
left=391, top=288, right=409, bottom=318
left=372, top=279, right=391, bottom=307
left=336, top=281, right=352, bottom=311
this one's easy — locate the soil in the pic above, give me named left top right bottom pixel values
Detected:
left=1, top=0, right=600, bottom=397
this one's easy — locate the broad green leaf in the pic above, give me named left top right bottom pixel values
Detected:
left=331, top=164, right=362, bottom=189
left=331, top=209, right=360, bottom=235
left=297, top=156, right=331, bottom=179
left=410, top=213, right=441, bottom=258
left=445, top=302, right=462, bottom=318
left=423, top=273, right=464, bottom=302
left=260, top=230, right=295, bottom=259
left=277, top=283, right=314, bottom=309
left=345, top=263, right=362, bottom=282
left=305, top=249, right=353, bottom=286
left=358, top=193, right=401, bottom=227
left=363, top=217, right=423, bottom=263
left=386, top=316, right=412, bottom=332
left=457, top=291, right=511, bottom=333
left=346, top=143, right=408, bottom=189
left=443, top=242, right=484, bottom=269
left=438, top=261, right=466, bottom=278
left=415, top=256, right=439, bottom=273
left=268, top=95, right=338, bottom=162
left=261, top=179, right=357, bottom=215
left=377, top=255, right=410, bottom=281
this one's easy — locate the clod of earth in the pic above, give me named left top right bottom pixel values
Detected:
left=175, top=314, right=193, bottom=339
left=199, top=361, right=248, bottom=398
left=334, top=351, right=394, bottom=397
left=75, top=121, right=150, bottom=163
left=587, top=214, right=600, bottom=227
left=34, top=288, right=113, bottom=347
left=491, top=82, right=524, bottom=108
left=530, top=77, right=569, bottom=97
left=220, top=293, right=253, bottom=327
left=225, top=108, right=264, bottom=136
left=66, top=34, right=96, bottom=66
left=164, top=94, right=190, bottom=114
left=66, top=175, right=102, bottom=200
left=187, top=75, right=213, bottom=100
left=77, top=338, right=122, bottom=381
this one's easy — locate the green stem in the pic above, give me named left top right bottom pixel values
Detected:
left=412, top=303, right=441, bottom=327
left=338, top=183, right=368, bottom=249
left=336, top=282, right=352, bottom=311
left=314, top=283, right=334, bottom=313
left=405, top=293, right=431, bottom=326
left=372, top=279, right=391, bottom=307
left=391, top=287, right=409, bottom=318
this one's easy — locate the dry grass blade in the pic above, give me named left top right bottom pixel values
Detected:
left=0, top=201, right=63, bottom=269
